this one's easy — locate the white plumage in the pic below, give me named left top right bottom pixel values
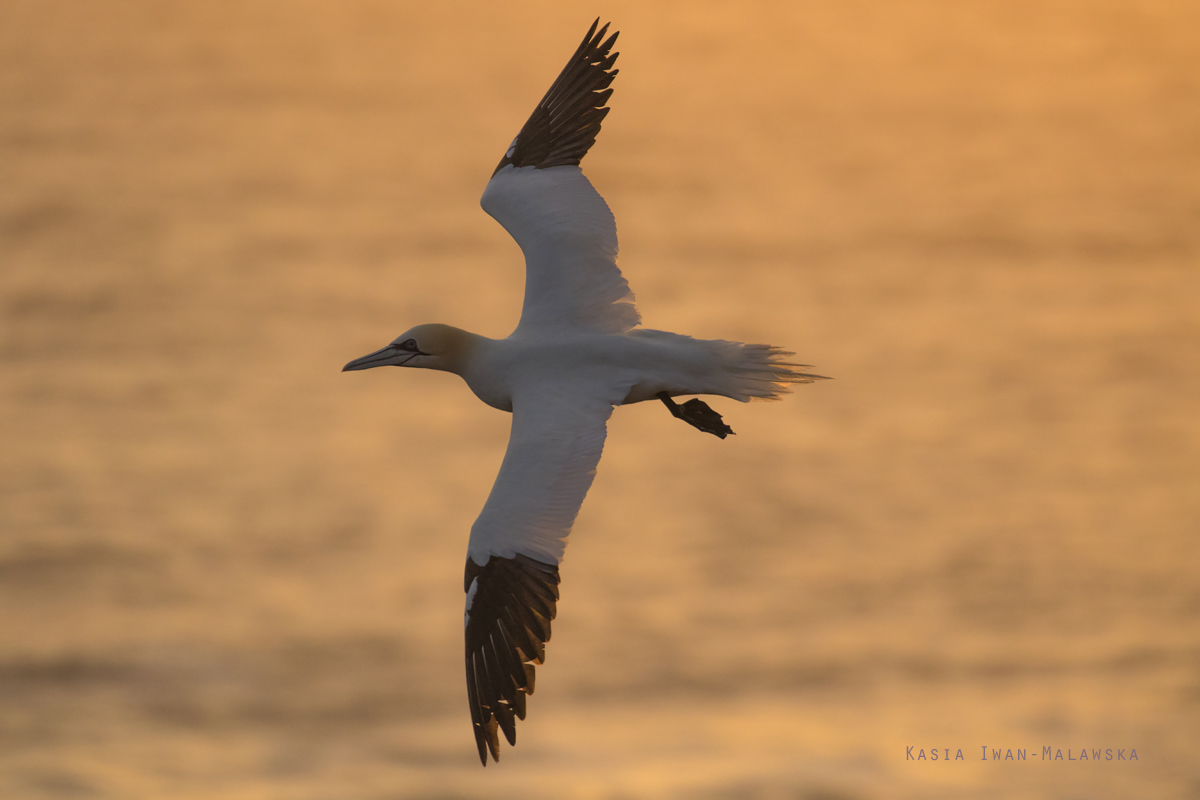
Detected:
left=343, top=20, right=825, bottom=765
left=483, top=165, right=638, bottom=335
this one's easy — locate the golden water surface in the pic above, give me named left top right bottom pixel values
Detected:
left=2, top=2, right=1198, bottom=798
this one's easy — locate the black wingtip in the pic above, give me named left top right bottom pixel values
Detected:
left=465, top=554, right=561, bottom=766
left=492, top=19, right=622, bottom=175
left=486, top=718, right=501, bottom=762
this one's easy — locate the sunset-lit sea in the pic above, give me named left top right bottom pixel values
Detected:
left=2, top=2, right=1197, bottom=798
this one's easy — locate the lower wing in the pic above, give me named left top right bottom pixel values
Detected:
left=462, top=382, right=625, bottom=764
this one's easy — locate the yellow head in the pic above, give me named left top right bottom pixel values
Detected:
left=342, top=323, right=477, bottom=375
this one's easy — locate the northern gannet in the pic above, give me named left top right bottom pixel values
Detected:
left=343, top=20, right=826, bottom=765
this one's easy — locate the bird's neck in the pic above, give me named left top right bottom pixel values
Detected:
left=423, top=324, right=487, bottom=376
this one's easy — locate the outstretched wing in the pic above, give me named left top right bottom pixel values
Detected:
left=463, top=383, right=624, bottom=765
left=480, top=20, right=640, bottom=335
left=490, top=18, right=618, bottom=178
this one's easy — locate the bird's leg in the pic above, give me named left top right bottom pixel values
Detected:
left=657, top=392, right=735, bottom=439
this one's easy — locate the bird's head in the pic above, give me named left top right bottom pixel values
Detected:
left=342, top=323, right=474, bottom=375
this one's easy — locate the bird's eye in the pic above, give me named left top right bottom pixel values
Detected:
left=401, top=338, right=418, bottom=351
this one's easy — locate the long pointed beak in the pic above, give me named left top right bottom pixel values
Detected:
left=342, top=344, right=418, bottom=372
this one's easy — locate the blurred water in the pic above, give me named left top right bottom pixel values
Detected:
left=1, top=1, right=1198, bottom=798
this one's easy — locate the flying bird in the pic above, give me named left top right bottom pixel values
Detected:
left=343, top=20, right=826, bottom=766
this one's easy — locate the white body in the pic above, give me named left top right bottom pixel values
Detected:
left=343, top=23, right=826, bottom=765
left=344, top=119, right=820, bottom=767
left=459, top=327, right=792, bottom=413
left=348, top=163, right=813, bottom=568
left=453, top=323, right=805, bottom=566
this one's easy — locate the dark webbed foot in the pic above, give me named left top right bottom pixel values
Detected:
left=657, top=392, right=735, bottom=439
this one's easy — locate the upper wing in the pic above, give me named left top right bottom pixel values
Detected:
left=480, top=20, right=640, bottom=335
left=463, top=382, right=624, bottom=765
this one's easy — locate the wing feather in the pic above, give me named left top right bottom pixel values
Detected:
left=481, top=20, right=639, bottom=334
left=492, top=19, right=619, bottom=175
left=462, top=386, right=621, bottom=764
left=464, top=553, right=562, bottom=765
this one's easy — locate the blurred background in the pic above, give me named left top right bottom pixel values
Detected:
left=2, top=1, right=1198, bottom=798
